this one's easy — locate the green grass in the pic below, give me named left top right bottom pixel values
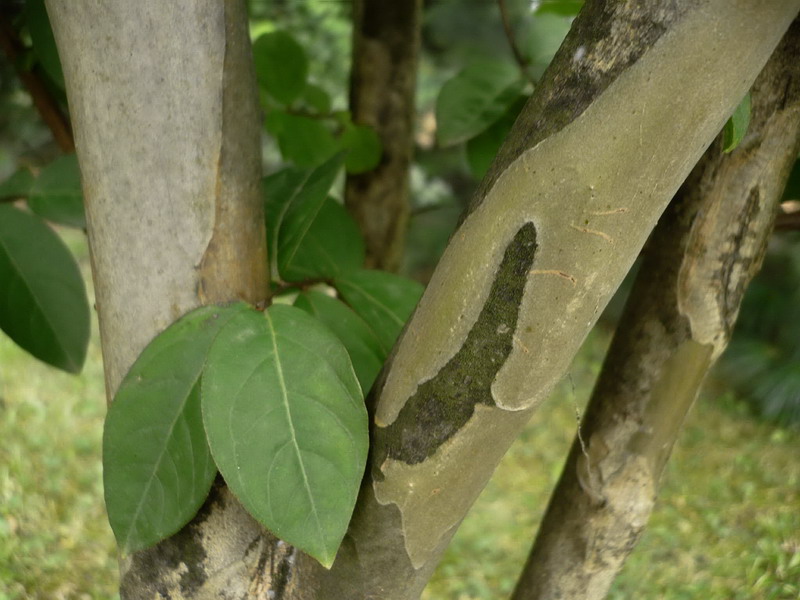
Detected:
left=1, top=232, right=798, bottom=599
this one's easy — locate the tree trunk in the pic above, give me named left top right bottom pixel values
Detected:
left=344, top=0, right=422, bottom=271
left=45, top=1, right=288, bottom=598
left=293, top=2, right=800, bottom=598
left=511, top=19, right=800, bottom=600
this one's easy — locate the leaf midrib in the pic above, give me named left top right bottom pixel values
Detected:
left=265, top=310, right=327, bottom=558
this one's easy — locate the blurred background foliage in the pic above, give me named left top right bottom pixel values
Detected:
left=0, top=0, right=798, bottom=597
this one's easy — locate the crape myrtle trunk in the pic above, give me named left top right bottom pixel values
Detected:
left=511, top=18, right=800, bottom=600
left=344, top=0, right=422, bottom=271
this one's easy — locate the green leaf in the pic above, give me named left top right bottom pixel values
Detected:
left=533, top=0, right=584, bottom=16
left=723, top=93, right=751, bottom=153
left=0, top=205, right=89, bottom=372
left=274, top=154, right=344, bottom=281
left=340, top=123, right=382, bottom=174
left=23, top=0, right=65, bottom=88
left=267, top=111, right=339, bottom=167
left=0, top=168, right=34, bottom=201
left=466, top=95, right=527, bottom=179
left=263, top=166, right=310, bottom=280
left=202, top=304, right=367, bottom=567
left=103, top=303, right=247, bottom=554
left=295, top=290, right=384, bottom=393
left=28, top=154, right=85, bottom=228
left=436, top=61, right=524, bottom=146
left=303, top=83, right=332, bottom=114
left=522, top=14, right=573, bottom=78
left=253, top=31, right=308, bottom=106
left=334, top=269, right=424, bottom=354
left=280, top=198, right=365, bottom=281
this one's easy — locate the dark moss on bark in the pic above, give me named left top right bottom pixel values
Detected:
left=378, top=222, right=537, bottom=464
left=120, top=479, right=226, bottom=599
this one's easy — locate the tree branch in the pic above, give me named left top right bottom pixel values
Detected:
left=511, top=19, right=800, bottom=600
left=498, top=0, right=536, bottom=84
left=344, top=0, right=422, bottom=271
left=295, top=2, right=800, bottom=598
left=0, top=16, right=74, bottom=153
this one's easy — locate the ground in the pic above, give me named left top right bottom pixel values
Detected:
left=0, top=232, right=798, bottom=600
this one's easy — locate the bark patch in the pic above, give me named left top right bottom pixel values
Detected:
left=380, top=222, right=537, bottom=465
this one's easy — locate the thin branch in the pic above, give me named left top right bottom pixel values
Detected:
left=498, top=0, right=535, bottom=84
left=0, top=16, right=74, bottom=152
left=774, top=210, right=800, bottom=230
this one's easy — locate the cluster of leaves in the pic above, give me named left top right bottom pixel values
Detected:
left=254, top=30, right=381, bottom=173
left=0, top=155, right=88, bottom=373
left=103, top=154, right=423, bottom=567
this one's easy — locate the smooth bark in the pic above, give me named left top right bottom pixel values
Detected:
left=294, top=2, right=800, bottom=598
left=511, top=20, right=800, bottom=600
left=344, top=0, right=421, bottom=271
left=45, top=1, right=286, bottom=598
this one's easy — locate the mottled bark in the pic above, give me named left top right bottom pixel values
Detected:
left=511, top=20, right=800, bottom=600
left=344, top=0, right=421, bottom=271
left=45, top=1, right=281, bottom=598
left=292, top=2, right=800, bottom=599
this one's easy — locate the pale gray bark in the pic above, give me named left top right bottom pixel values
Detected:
left=511, top=18, right=800, bottom=600
left=46, top=1, right=282, bottom=598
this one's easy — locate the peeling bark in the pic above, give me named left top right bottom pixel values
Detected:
left=511, top=20, right=800, bottom=600
left=47, top=1, right=274, bottom=597
left=344, top=0, right=421, bottom=271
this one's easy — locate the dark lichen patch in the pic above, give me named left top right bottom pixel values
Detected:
left=120, top=479, right=227, bottom=598
left=465, top=0, right=685, bottom=220
left=378, top=223, right=537, bottom=465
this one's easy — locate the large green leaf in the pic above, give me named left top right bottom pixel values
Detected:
left=23, top=0, right=65, bottom=88
left=103, top=304, right=247, bottom=553
left=253, top=31, right=308, bottom=106
left=0, top=168, right=34, bottom=201
left=334, top=269, right=424, bottom=354
left=466, top=95, right=527, bottom=179
left=534, top=0, right=584, bottom=16
left=340, top=123, right=382, bottom=174
left=522, top=13, right=573, bottom=78
left=274, top=154, right=344, bottom=281
left=202, top=304, right=367, bottom=567
left=279, top=197, right=365, bottom=281
left=295, top=290, right=384, bottom=393
left=28, top=154, right=85, bottom=229
left=0, top=205, right=89, bottom=372
left=723, top=92, right=751, bottom=153
left=436, top=61, right=523, bottom=146
left=267, top=111, right=339, bottom=167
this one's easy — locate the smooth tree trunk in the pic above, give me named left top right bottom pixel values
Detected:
left=344, top=0, right=422, bottom=271
left=292, top=2, right=800, bottom=598
left=45, top=1, right=296, bottom=598
left=511, top=20, right=800, bottom=600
